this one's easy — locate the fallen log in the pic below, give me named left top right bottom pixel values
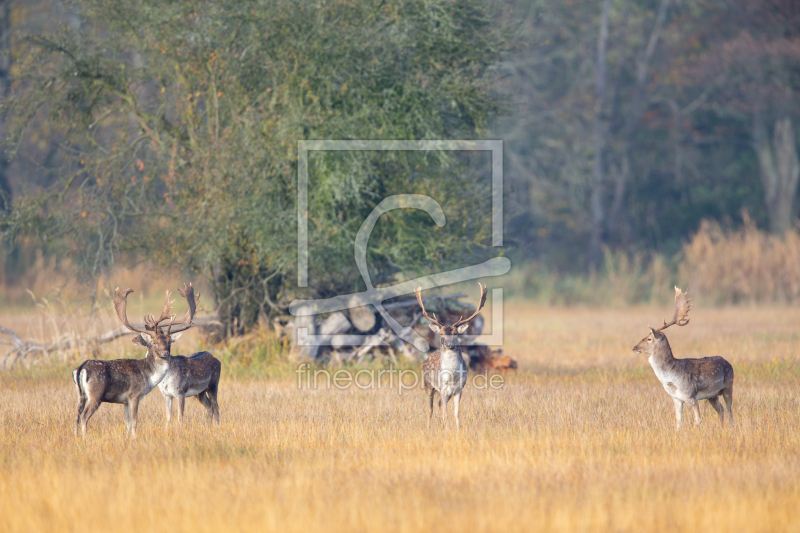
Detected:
left=0, top=324, right=131, bottom=371
left=0, top=317, right=223, bottom=371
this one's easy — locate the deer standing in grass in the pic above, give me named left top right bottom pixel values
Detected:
left=415, top=282, right=487, bottom=429
left=148, top=285, right=221, bottom=426
left=72, top=284, right=200, bottom=438
left=632, top=287, right=734, bottom=430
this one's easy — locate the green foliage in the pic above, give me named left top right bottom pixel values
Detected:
left=4, top=0, right=798, bottom=310
left=1, top=0, right=506, bottom=333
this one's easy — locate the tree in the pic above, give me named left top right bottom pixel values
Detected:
left=677, top=0, right=800, bottom=234
left=1, top=0, right=506, bottom=334
left=0, top=0, right=12, bottom=213
left=496, top=0, right=676, bottom=268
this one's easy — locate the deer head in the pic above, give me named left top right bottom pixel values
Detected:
left=414, top=282, right=487, bottom=350
left=113, top=283, right=202, bottom=359
left=633, top=286, right=692, bottom=355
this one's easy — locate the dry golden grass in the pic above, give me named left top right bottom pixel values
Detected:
left=682, top=215, right=800, bottom=304
left=0, top=247, right=184, bottom=308
left=2, top=303, right=800, bottom=532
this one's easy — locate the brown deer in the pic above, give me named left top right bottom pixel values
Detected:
left=414, top=282, right=487, bottom=429
left=632, top=287, right=734, bottom=430
left=72, top=285, right=199, bottom=438
left=148, top=284, right=221, bottom=426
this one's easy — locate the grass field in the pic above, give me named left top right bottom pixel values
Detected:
left=1, top=302, right=800, bottom=532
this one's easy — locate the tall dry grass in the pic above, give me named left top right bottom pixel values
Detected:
left=507, top=250, right=674, bottom=305
left=681, top=215, right=800, bottom=304
left=0, top=244, right=185, bottom=309
left=5, top=217, right=800, bottom=314
left=508, top=216, right=800, bottom=306
left=2, top=304, right=800, bottom=532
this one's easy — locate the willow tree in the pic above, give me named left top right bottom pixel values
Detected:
left=1, top=0, right=505, bottom=334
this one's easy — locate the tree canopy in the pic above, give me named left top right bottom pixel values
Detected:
left=1, top=0, right=799, bottom=313
left=497, top=0, right=800, bottom=269
left=1, top=0, right=505, bottom=332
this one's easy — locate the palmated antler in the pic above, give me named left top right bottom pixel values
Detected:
left=113, top=287, right=149, bottom=334
left=414, top=286, right=444, bottom=327
left=654, top=286, right=692, bottom=332
left=453, top=282, right=488, bottom=328
left=165, top=283, right=203, bottom=334
left=144, top=290, right=175, bottom=330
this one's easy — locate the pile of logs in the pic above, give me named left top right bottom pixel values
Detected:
left=289, top=293, right=517, bottom=371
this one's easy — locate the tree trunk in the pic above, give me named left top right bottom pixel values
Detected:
left=754, top=114, right=800, bottom=234
left=588, top=0, right=612, bottom=273
left=210, top=256, right=284, bottom=338
left=0, top=0, right=12, bottom=213
left=607, top=0, right=670, bottom=245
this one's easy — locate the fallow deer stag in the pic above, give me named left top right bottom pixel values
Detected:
left=415, top=282, right=487, bottom=429
left=72, top=284, right=199, bottom=438
left=632, top=287, right=734, bottom=430
left=149, top=283, right=221, bottom=426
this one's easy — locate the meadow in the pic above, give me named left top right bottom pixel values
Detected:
left=1, top=302, right=800, bottom=532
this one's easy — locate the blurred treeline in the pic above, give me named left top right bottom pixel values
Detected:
left=0, top=0, right=798, bottom=327
left=498, top=0, right=799, bottom=265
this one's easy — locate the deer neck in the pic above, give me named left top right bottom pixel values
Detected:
left=439, top=345, right=463, bottom=366
left=648, top=336, right=676, bottom=369
left=140, top=352, right=171, bottom=390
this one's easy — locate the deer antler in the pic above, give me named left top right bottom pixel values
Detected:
left=453, top=282, right=488, bottom=327
left=113, top=287, right=149, bottom=334
left=144, top=290, right=175, bottom=330
left=655, top=286, right=692, bottom=332
left=414, top=286, right=444, bottom=327
left=165, top=283, right=203, bottom=334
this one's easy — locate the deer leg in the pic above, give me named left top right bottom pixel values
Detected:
left=672, top=398, right=683, bottom=431
left=129, top=398, right=140, bottom=439
left=708, top=396, right=725, bottom=427
left=426, top=387, right=436, bottom=429
left=441, top=393, right=451, bottom=428
left=164, top=395, right=173, bottom=426
left=79, top=400, right=102, bottom=438
left=124, top=403, right=132, bottom=436
left=453, top=391, right=462, bottom=430
left=207, top=383, right=220, bottom=425
left=74, top=389, right=87, bottom=438
left=178, top=394, right=186, bottom=424
left=722, top=386, right=734, bottom=426
left=196, top=391, right=214, bottom=424
left=689, top=399, right=702, bottom=427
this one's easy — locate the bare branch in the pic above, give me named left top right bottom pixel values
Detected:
left=0, top=323, right=132, bottom=371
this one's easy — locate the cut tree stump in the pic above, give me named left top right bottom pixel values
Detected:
left=349, top=305, right=376, bottom=332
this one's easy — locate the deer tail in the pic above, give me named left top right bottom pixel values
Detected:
left=73, top=363, right=87, bottom=399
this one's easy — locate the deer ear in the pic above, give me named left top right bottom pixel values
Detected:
left=456, top=324, right=469, bottom=334
left=429, top=324, right=441, bottom=334
left=132, top=334, right=149, bottom=346
left=170, top=332, right=182, bottom=342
